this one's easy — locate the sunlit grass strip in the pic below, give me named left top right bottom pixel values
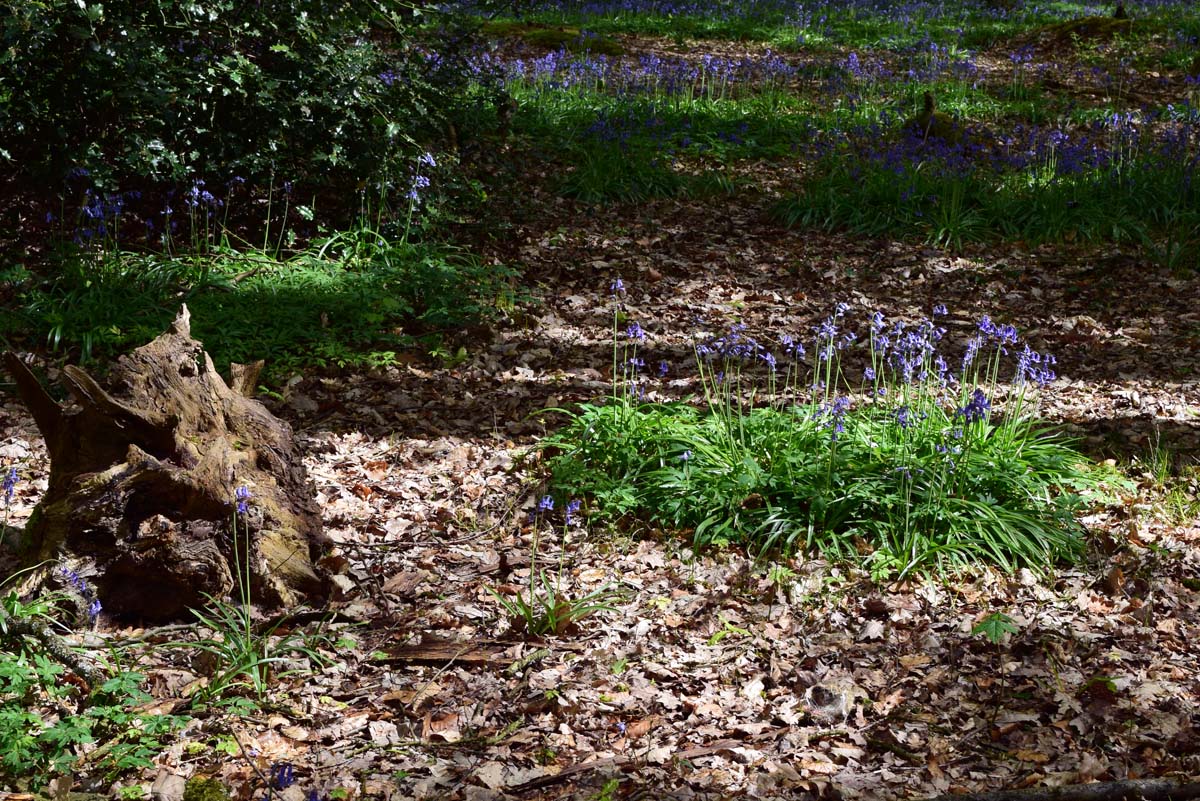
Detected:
left=543, top=296, right=1110, bottom=578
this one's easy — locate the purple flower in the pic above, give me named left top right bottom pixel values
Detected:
left=679, top=450, right=691, bottom=462
left=270, top=762, right=296, bottom=791
left=932, top=304, right=948, bottom=316
left=610, top=278, right=626, bottom=295
left=565, top=499, right=582, bottom=525
left=87, top=599, right=102, bottom=620
left=781, top=334, right=805, bottom=360
left=864, top=367, right=876, bottom=381
left=894, top=405, right=912, bottom=429
left=657, top=360, right=669, bottom=377
left=537, top=495, right=555, bottom=513
left=962, top=334, right=983, bottom=373
left=235, top=486, right=252, bottom=515
left=956, top=388, right=991, bottom=423
left=3, top=466, right=16, bottom=503
left=418, top=152, right=437, bottom=168
left=625, top=322, right=646, bottom=342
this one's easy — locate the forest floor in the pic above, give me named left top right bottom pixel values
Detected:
left=3, top=26, right=1200, bottom=801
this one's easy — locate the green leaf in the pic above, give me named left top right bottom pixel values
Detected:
left=972, top=612, right=1019, bottom=644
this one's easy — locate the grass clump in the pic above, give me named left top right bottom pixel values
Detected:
left=542, top=288, right=1109, bottom=579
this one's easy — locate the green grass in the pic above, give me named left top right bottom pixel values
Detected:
left=6, top=233, right=517, bottom=381
left=481, top=0, right=1190, bottom=50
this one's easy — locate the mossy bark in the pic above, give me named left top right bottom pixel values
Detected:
left=3, top=306, right=329, bottom=621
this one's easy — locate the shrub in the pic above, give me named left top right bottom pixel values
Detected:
left=0, top=0, right=481, bottom=187
left=542, top=291, right=1111, bottom=578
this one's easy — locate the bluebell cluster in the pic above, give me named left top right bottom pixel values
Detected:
left=815, top=106, right=1200, bottom=187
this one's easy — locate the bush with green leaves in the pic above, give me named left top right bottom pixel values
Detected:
left=542, top=289, right=1112, bottom=579
left=0, top=0, right=486, bottom=187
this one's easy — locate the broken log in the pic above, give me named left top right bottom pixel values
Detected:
left=3, top=306, right=329, bottom=621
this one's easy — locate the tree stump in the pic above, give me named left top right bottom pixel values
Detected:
left=3, top=306, right=329, bottom=621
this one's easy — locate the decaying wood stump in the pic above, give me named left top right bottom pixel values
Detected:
left=3, top=306, right=329, bottom=621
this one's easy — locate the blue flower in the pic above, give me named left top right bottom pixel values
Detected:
left=610, top=278, right=626, bottom=295
left=270, top=762, right=296, bottom=790
left=235, top=486, right=252, bottom=515
left=565, top=499, right=582, bottom=525
left=657, top=361, right=669, bottom=377
left=625, top=322, right=646, bottom=342
left=537, top=495, right=555, bottom=513
left=87, top=599, right=102, bottom=620
left=956, top=389, right=991, bottom=423
left=2, top=466, right=16, bottom=503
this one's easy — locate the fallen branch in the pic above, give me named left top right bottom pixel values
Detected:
left=930, top=780, right=1200, bottom=801
left=0, top=601, right=104, bottom=686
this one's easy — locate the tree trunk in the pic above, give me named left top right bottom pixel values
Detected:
left=4, top=306, right=329, bottom=621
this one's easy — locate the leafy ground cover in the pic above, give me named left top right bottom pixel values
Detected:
left=2, top=0, right=1200, bottom=798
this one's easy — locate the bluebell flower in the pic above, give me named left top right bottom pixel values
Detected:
left=679, top=450, right=691, bottom=462
left=537, top=495, right=555, bottom=513
left=625, top=322, right=646, bottom=342
left=657, top=361, right=669, bottom=377
left=87, top=599, right=102, bottom=620
left=956, top=389, right=991, bottom=423
left=610, top=278, right=626, bottom=295
left=565, top=499, right=582, bottom=525
left=270, top=762, right=296, bottom=790
left=235, top=486, right=252, bottom=515
left=3, top=466, right=16, bottom=503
